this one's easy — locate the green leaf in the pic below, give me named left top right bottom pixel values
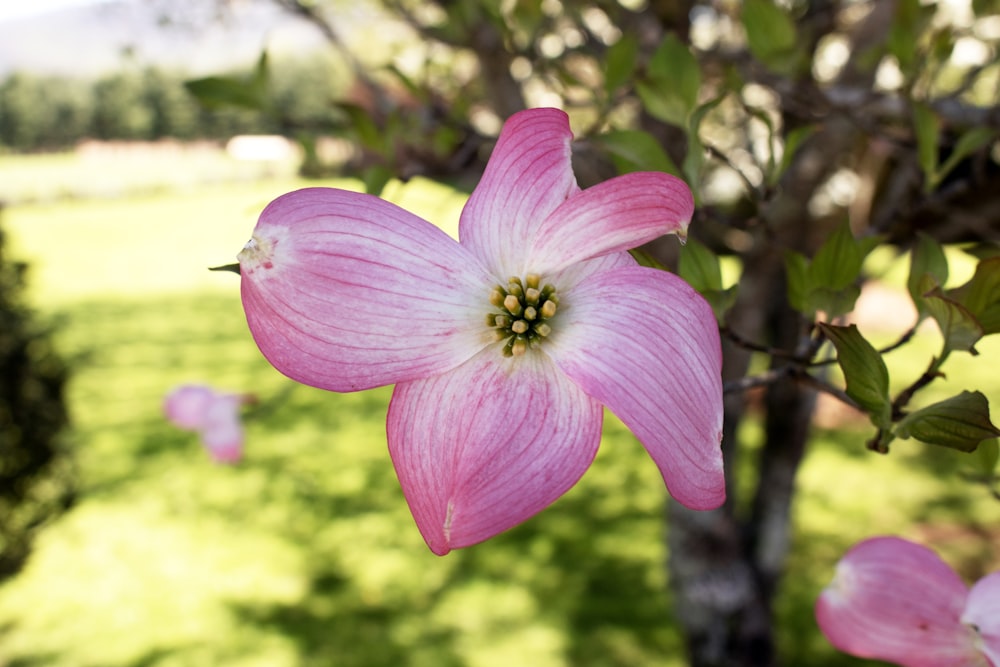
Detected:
left=973, top=0, right=1000, bottom=15
left=888, top=0, right=930, bottom=75
left=799, top=221, right=875, bottom=318
left=681, top=94, right=727, bottom=187
left=628, top=248, right=668, bottom=271
left=185, top=50, right=270, bottom=112
left=184, top=76, right=264, bottom=111
left=336, top=102, right=384, bottom=152
left=949, top=257, right=1000, bottom=335
left=922, top=276, right=985, bottom=354
left=770, top=125, right=816, bottom=186
left=596, top=129, right=682, bottom=177
left=741, top=0, right=799, bottom=72
left=638, top=34, right=701, bottom=128
left=973, top=438, right=999, bottom=475
left=818, top=323, right=893, bottom=429
left=678, top=238, right=723, bottom=292
left=896, top=391, right=1000, bottom=452
left=361, top=165, right=393, bottom=196
left=907, top=233, right=949, bottom=317
left=604, top=35, right=638, bottom=96
left=700, top=287, right=738, bottom=324
left=937, top=127, right=996, bottom=184
left=679, top=240, right=736, bottom=323
left=810, top=221, right=863, bottom=291
left=912, top=102, right=940, bottom=191
left=808, top=285, right=862, bottom=321
left=962, top=243, right=1000, bottom=261
left=784, top=251, right=809, bottom=313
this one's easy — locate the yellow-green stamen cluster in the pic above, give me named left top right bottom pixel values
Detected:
left=487, top=273, right=559, bottom=357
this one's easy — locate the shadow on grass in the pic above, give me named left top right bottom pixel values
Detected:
left=10, top=291, right=993, bottom=667
left=230, top=568, right=464, bottom=667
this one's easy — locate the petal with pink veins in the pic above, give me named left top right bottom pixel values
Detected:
left=239, top=187, right=494, bottom=392
left=387, top=347, right=603, bottom=555
left=964, top=571, right=1000, bottom=666
left=816, top=536, right=984, bottom=667
left=459, top=108, right=579, bottom=277
left=526, top=172, right=694, bottom=275
left=546, top=265, right=725, bottom=509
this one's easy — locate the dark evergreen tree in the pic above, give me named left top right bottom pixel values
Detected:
left=0, top=208, right=74, bottom=578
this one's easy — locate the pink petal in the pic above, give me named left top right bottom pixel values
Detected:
left=239, top=187, right=494, bottom=392
left=546, top=266, right=725, bottom=509
left=526, top=172, right=694, bottom=275
left=964, top=571, right=1000, bottom=665
left=387, top=347, right=603, bottom=555
left=816, top=536, right=984, bottom=667
left=200, top=395, right=244, bottom=464
left=459, top=108, right=579, bottom=277
left=164, top=384, right=215, bottom=430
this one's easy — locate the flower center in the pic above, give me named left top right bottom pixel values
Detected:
left=486, top=273, right=559, bottom=357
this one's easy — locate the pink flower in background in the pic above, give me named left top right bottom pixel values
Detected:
left=816, top=535, right=1000, bottom=667
left=237, top=107, right=724, bottom=555
left=164, top=384, right=248, bottom=463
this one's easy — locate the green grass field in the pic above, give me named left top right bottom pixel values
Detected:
left=0, top=148, right=997, bottom=667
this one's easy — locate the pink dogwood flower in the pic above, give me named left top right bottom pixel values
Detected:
left=237, top=107, right=724, bottom=554
left=164, top=384, right=247, bottom=463
left=816, top=535, right=1000, bottom=667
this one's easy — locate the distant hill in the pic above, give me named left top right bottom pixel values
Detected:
left=0, top=0, right=328, bottom=78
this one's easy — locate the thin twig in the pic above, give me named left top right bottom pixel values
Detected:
left=890, top=355, right=945, bottom=420
left=794, top=370, right=860, bottom=411
left=810, top=323, right=919, bottom=366
left=723, top=367, right=789, bottom=394
left=721, top=326, right=803, bottom=361
left=723, top=365, right=860, bottom=413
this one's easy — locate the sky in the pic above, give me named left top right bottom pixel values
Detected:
left=0, top=0, right=109, bottom=22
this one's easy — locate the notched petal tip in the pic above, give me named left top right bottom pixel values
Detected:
left=237, top=186, right=491, bottom=392
left=547, top=266, right=724, bottom=511
left=388, top=350, right=603, bottom=555
left=529, top=171, right=696, bottom=274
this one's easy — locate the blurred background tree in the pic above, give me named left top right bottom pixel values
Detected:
left=0, top=208, right=74, bottom=579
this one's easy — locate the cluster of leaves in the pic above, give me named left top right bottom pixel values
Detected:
left=556, top=1, right=1000, bottom=469
left=680, top=222, right=1000, bottom=480
left=185, top=52, right=474, bottom=193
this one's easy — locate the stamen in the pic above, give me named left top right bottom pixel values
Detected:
left=489, top=288, right=506, bottom=308
left=511, top=338, right=528, bottom=356
left=486, top=273, right=560, bottom=356
left=504, top=294, right=523, bottom=316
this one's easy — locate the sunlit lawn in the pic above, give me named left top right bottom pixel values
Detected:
left=0, top=149, right=998, bottom=667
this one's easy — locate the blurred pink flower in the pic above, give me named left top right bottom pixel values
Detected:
left=816, top=535, right=1000, bottom=667
left=164, top=384, right=247, bottom=463
left=237, top=107, right=724, bottom=554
